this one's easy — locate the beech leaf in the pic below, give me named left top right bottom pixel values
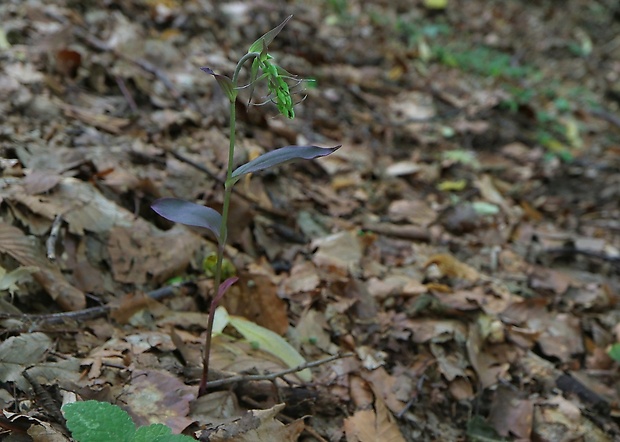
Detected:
left=152, top=198, right=224, bottom=243
left=227, top=145, right=341, bottom=187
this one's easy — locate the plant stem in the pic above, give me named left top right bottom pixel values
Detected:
left=198, top=80, right=240, bottom=397
left=233, top=52, right=260, bottom=84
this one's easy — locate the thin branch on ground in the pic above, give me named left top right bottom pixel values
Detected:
left=45, top=215, right=63, bottom=261
left=0, top=283, right=196, bottom=326
left=205, top=352, right=354, bottom=389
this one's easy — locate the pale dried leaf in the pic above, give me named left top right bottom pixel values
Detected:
left=344, top=396, right=406, bottom=442
left=0, top=223, right=85, bottom=310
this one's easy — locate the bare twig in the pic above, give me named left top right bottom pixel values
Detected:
left=22, top=370, right=66, bottom=425
left=0, top=283, right=196, bottom=326
left=362, top=222, right=431, bottom=242
left=205, top=352, right=354, bottom=389
left=544, top=246, right=620, bottom=265
left=588, top=107, right=620, bottom=129
left=45, top=215, right=63, bottom=261
left=115, top=75, right=139, bottom=114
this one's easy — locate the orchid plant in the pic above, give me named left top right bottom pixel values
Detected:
left=152, top=16, right=339, bottom=397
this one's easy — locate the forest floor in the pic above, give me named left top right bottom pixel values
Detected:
left=1, top=0, right=620, bottom=441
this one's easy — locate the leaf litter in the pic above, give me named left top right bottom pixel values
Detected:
left=0, top=0, right=619, bottom=441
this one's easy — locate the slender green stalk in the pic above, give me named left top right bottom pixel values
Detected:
left=233, top=52, right=260, bottom=84
left=198, top=57, right=252, bottom=397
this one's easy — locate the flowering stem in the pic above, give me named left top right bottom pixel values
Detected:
left=198, top=56, right=251, bottom=397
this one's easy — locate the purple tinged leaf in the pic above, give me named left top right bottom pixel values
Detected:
left=227, top=145, right=341, bottom=187
left=200, top=67, right=237, bottom=102
left=152, top=198, right=224, bottom=243
left=214, top=276, right=239, bottom=305
left=247, top=15, right=293, bottom=54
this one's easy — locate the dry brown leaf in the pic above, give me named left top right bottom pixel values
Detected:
left=466, top=321, right=515, bottom=388
left=361, top=366, right=409, bottom=416
left=123, top=369, right=195, bottom=434
left=404, top=319, right=468, bottom=344
left=281, top=260, right=321, bottom=294
left=189, top=390, right=244, bottom=426
left=537, top=313, right=584, bottom=362
left=528, top=266, right=572, bottom=295
left=221, top=272, right=289, bottom=335
left=532, top=395, right=610, bottom=442
left=0, top=222, right=85, bottom=310
left=387, top=199, right=437, bottom=226
left=7, top=177, right=131, bottom=235
left=22, top=169, right=63, bottom=195
left=448, top=377, right=474, bottom=401
left=198, top=403, right=304, bottom=442
left=343, top=396, right=406, bottom=442
left=312, top=230, right=362, bottom=275
left=56, top=100, right=130, bottom=134
left=488, top=386, right=533, bottom=439
left=107, top=224, right=199, bottom=284
left=2, top=410, right=70, bottom=442
left=0, top=333, right=52, bottom=391
left=424, top=253, right=480, bottom=282
left=295, top=309, right=338, bottom=355
left=110, top=292, right=164, bottom=324
left=349, top=375, right=373, bottom=410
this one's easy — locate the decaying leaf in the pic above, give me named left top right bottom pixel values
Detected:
left=0, top=223, right=85, bottom=310
left=344, top=395, right=406, bottom=442
left=197, top=403, right=304, bottom=442
left=122, top=369, right=195, bottom=434
left=424, top=253, right=480, bottom=282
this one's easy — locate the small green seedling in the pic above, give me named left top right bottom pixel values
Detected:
left=63, top=400, right=194, bottom=442
left=152, top=16, right=340, bottom=397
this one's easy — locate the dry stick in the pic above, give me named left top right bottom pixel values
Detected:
left=22, top=370, right=66, bottom=425
left=115, top=74, right=139, bottom=114
left=45, top=215, right=63, bottom=261
left=588, top=107, right=620, bottom=129
left=543, top=246, right=620, bottom=265
left=0, top=283, right=195, bottom=325
left=204, top=352, right=354, bottom=389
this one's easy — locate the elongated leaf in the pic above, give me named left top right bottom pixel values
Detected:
left=200, top=67, right=237, bottom=102
left=227, top=312, right=312, bottom=382
left=212, top=305, right=230, bottom=335
left=248, top=15, right=293, bottom=54
left=216, top=276, right=239, bottom=302
left=152, top=198, right=224, bottom=243
left=227, top=145, right=341, bottom=187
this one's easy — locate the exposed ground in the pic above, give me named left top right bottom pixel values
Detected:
left=1, top=0, right=620, bottom=440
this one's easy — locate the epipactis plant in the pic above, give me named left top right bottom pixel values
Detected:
left=152, top=16, right=339, bottom=397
